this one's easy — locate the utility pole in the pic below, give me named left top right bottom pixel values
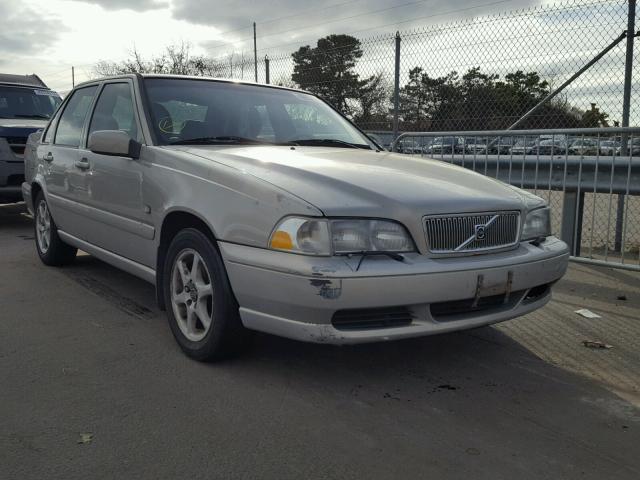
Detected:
left=253, top=22, right=258, bottom=82
left=72, top=66, right=75, bottom=88
left=615, top=0, right=635, bottom=252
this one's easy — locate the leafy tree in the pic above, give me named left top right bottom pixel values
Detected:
left=397, top=66, right=597, bottom=131
left=291, top=34, right=366, bottom=116
left=458, top=68, right=500, bottom=130
left=398, top=67, right=461, bottom=130
left=95, top=38, right=610, bottom=132
left=353, top=72, right=391, bottom=129
left=581, top=103, right=610, bottom=127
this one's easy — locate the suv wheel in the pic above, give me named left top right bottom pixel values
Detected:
left=34, top=192, right=77, bottom=266
left=163, top=228, right=245, bottom=361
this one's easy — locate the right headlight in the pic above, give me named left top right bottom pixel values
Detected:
left=330, top=219, right=414, bottom=254
left=269, top=217, right=415, bottom=255
left=521, top=207, right=551, bottom=241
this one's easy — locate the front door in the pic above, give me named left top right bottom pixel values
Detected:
left=81, top=81, right=155, bottom=267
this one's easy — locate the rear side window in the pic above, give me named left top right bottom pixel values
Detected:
left=54, top=86, right=97, bottom=147
left=88, top=83, right=140, bottom=141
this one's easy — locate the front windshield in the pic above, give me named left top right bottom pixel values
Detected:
left=144, top=78, right=375, bottom=149
left=0, top=86, right=62, bottom=119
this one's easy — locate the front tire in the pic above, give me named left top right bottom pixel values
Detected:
left=34, top=192, right=77, bottom=266
left=163, top=228, right=245, bottom=361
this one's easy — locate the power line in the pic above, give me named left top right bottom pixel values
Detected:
left=206, top=0, right=452, bottom=52
left=202, top=0, right=369, bottom=40
left=254, top=0, right=514, bottom=55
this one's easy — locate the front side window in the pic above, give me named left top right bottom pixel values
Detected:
left=88, top=83, right=139, bottom=141
left=0, top=86, right=62, bottom=120
left=144, top=78, right=374, bottom=149
left=54, top=86, right=98, bottom=147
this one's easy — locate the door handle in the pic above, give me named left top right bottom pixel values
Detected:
left=43, top=152, right=54, bottom=162
left=75, top=158, right=90, bottom=170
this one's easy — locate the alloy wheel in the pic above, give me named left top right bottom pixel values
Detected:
left=36, top=200, right=52, bottom=254
left=170, top=249, right=215, bottom=342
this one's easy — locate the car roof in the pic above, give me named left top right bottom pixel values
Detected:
left=73, top=73, right=309, bottom=94
left=0, top=73, right=48, bottom=89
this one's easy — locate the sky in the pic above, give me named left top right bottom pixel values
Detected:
left=0, top=0, right=636, bottom=123
left=1, top=0, right=540, bottom=92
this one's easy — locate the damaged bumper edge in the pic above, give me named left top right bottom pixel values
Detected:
left=218, top=238, right=569, bottom=345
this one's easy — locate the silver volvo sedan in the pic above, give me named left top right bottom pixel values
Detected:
left=22, top=74, right=569, bottom=361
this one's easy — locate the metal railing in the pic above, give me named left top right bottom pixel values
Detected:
left=391, top=127, right=640, bottom=270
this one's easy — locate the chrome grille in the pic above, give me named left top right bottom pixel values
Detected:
left=424, top=211, right=520, bottom=254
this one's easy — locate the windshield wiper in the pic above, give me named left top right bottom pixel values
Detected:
left=13, top=114, right=50, bottom=119
left=290, top=138, right=372, bottom=150
left=169, top=136, right=269, bottom=146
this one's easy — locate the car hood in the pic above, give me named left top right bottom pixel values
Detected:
left=170, top=145, right=531, bottom=219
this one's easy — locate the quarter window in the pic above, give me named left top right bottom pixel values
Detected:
left=88, top=83, right=140, bottom=141
left=54, top=86, right=98, bottom=147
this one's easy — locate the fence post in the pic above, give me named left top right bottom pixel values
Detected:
left=253, top=22, right=258, bottom=82
left=561, top=191, right=585, bottom=256
left=615, top=0, right=635, bottom=251
left=393, top=31, right=401, bottom=140
left=265, top=55, right=270, bottom=84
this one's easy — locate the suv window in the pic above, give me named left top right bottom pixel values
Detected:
left=54, top=86, right=98, bottom=147
left=88, top=83, right=139, bottom=141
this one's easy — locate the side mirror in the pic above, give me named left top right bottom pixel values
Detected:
left=88, top=130, right=141, bottom=159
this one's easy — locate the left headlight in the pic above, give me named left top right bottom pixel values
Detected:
left=269, top=217, right=415, bottom=255
left=521, top=207, right=551, bottom=241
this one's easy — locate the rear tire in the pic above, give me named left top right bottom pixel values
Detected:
left=34, top=192, right=77, bottom=266
left=163, top=228, right=245, bottom=361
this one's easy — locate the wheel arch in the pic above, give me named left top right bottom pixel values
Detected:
left=29, top=180, right=44, bottom=211
left=156, top=209, right=219, bottom=310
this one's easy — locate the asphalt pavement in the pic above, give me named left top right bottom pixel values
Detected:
left=1, top=202, right=639, bottom=480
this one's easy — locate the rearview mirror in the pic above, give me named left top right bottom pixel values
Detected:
left=88, top=130, right=141, bottom=159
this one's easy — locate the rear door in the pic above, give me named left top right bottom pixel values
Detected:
left=41, top=85, right=98, bottom=238
left=81, top=81, right=154, bottom=267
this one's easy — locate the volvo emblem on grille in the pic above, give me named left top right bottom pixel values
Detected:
left=474, top=224, right=487, bottom=240
left=452, top=214, right=500, bottom=251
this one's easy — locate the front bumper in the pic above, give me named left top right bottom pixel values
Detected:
left=0, top=138, right=25, bottom=202
left=220, top=237, right=569, bottom=344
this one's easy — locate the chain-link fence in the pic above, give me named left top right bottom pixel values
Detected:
left=85, top=0, right=640, bottom=269
left=392, top=128, right=640, bottom=270
left=213, top=0, right=638, bottom=135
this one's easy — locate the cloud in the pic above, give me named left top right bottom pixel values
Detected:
left=67, top=0, right=168, bottom=11
left=0, top=2, right=65, bottom=55
left=172, top=0, right=538, bottom=56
